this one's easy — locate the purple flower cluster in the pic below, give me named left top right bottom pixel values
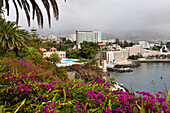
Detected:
left=104, top=108, right=112, bottom=113
left=66, top=90, right=69, bottom=93
left=161, top=104, right=170, bottom=113
left=16, top=60, right=28, bottom=66
left=30, top=74, right=39, bottom=79
left=87, top=90, right=98, bottom=100
left=97, top=92, right=105, bottom=100
left=40, top=83, right=54, bottom=90
left=157, top=97, right=166, bottom=103
left=96, top=78, right=103, bottom=84
left=44, top=101, right=56, bottom=113
left=75, top=100, right=86, bottom=110
left=115, top=107, right=123, bottom=113
left=103, top=84, right=109, bottom=89
left=86, top=90, right=105, bottom=107
left=136, top=91, right=157, bottom=110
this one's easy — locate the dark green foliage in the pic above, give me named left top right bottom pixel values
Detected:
left=19, top=47, right=43, bottom=64
left=128, top=55, right=143, bottom=60
left=66, top=50, right=80, bottom=59
left=152, top=46, right=161, bottom=51
left=79, top=41, right=99, bottom=59
left=166, top=42, right=170, bottom=49
left=0, top=18, right=30, bottom=53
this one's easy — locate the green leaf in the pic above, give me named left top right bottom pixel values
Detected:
left=52, top=90, right=59, bottom=101
left=108, top=99, right=111, bottom=109
left=136, top=101, right=145, bottom=113
left=89, top=107, right=101, bottom=112
left=14, top=98, right=26, bottom=113
left=166, top=89, right=170, bottom=105
left=92, top=82, right=97, bottom=90
left=63, top=89, right=66, bottom=102
left=76, top=80, right=94, bottom=91
left=102, top=78, right=110, bottom=87
left=72, top=84, right=79, bottom=89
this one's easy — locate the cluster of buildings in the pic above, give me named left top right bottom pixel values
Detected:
left=38, top=30, right=170, bottom=63
left=38, top=35, right=75, bottom=43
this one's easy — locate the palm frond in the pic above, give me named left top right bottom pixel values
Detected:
left=41, top=0, right=51, bottom=26
left=5, top=0, right=9, bottom=15
left=50, top=0, right=59, bottom=20
left=30, top=0, right=43, bottom=27
left=21, top=0, right=30, bottom=26
left=2, top=0, right=66, bottom=28
left=12, top=0, right=19, bottom=25
left=16, top=0, right=22, bottom=9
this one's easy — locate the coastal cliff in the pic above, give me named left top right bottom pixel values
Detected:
left=65, top=65, right=129, bottom=92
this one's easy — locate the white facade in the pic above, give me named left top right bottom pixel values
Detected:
left=38, top=36, right=47, bottom=42
left=126, top=45, right=143, bottom=56
left=106, top=49, right=129, bottom=63
left=47, top=35, right=57, bottom=42
left=106, top=45, right=143, bottom=63
left=42, top=47, right=66, bottom=59
left=139, top=41, right=150, bottom=49
left=71, top=33, right=76, bottom=41
left=143, top=49, right=161, bottom=57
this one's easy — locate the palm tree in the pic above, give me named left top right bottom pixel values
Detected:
left=49, top=53, right=61, bottom=64
left=68, top=48, right=72, bottom=57
left=0, top=18, right=30, bottom=53
left=20, top=47, right=43, bottom=64
left=0, top=0, right=65, bottom=27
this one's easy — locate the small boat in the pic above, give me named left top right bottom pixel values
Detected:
left=160, top=75, right=163, bottom=79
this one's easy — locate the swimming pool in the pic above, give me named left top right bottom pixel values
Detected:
left=107, top=63, right=114, bottom=67
left=63, top=59, right=75, bottom=62
left=56, top=62, right=68, bottom=65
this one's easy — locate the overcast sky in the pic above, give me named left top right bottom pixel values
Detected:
left=4, top=0, right=170, bottom=37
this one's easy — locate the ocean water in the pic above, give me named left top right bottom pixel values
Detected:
left=110, top=63, right=170, bottom=93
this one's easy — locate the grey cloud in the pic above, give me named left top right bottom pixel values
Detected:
left=4, top=0, right=170, bottom=39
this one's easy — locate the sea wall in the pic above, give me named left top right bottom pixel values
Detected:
left=139, top=59, right=170, bottom=63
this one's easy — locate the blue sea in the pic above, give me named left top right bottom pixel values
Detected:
left=110, top=63, right=170, bottom=93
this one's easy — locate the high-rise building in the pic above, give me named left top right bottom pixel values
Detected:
left=76, top=30, right=102, bottom=50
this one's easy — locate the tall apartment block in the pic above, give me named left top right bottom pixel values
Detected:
left=76, top=30, right=102, bottom=50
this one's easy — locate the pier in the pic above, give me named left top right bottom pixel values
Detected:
left=138, top=59, right=170, bottom=63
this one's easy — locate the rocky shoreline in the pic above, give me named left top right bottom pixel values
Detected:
left=107, top=67, right=133, bottom=72
left=114, top=61, right=141, bottom=68
left=66, top=65, right=129, bottom=93
left=107, top=61, right=141, bottom=72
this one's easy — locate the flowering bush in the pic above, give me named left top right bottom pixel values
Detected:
left=0, top=58, right=169, bottom=112
left=0, top=57, right=53, bottom=78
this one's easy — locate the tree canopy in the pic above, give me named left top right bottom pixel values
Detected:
left=79, top=41, right=99, bottom=59
left=166, top=42, right=170, bottom=49
left=0, top=18, right=30, bottom=53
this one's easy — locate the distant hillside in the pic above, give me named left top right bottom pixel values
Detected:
left=36, top=29, right=170, bottom=42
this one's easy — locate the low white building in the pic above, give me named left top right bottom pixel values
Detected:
left=106, top=45, right=143, bottom=63
left=41, top=47, right=66, bottom=59
left=47, top=35, right=57, bottom=42
left=106, top=49, right=129, bottom=63
left=143, top=49, right=161, bottom=57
